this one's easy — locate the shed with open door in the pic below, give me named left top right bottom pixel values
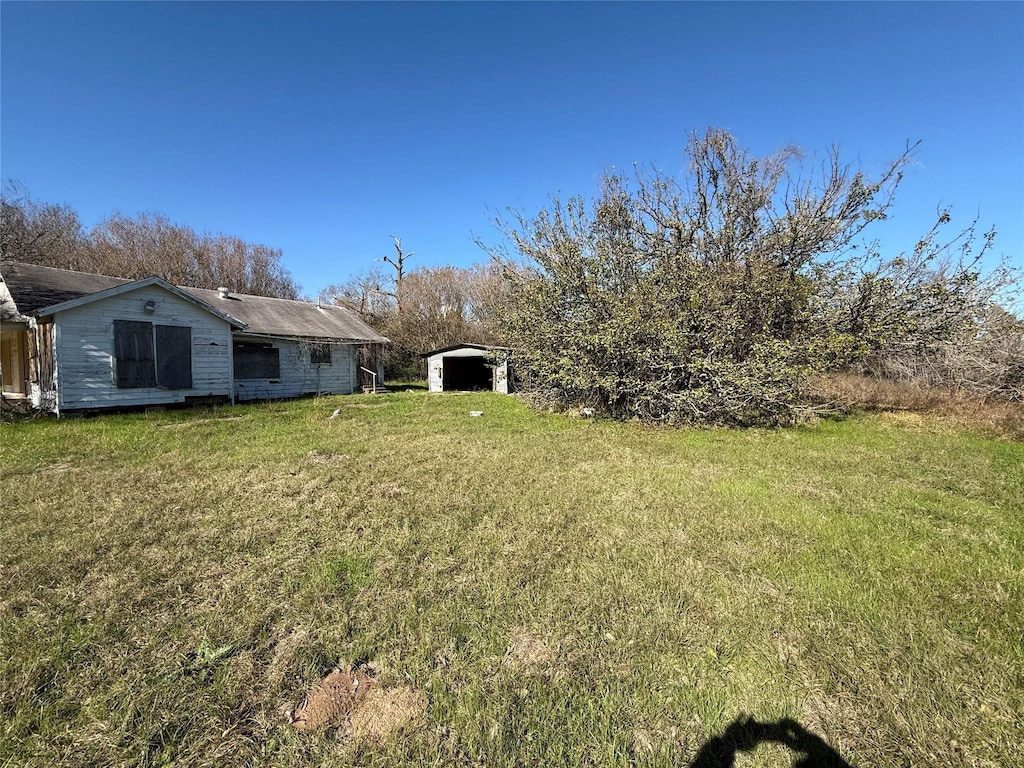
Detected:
left=424, top=344, right=513, bottom=394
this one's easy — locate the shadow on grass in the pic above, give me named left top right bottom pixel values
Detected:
left=689, top=715, right=851, bottom=768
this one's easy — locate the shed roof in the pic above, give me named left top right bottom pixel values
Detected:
left=422, top=343, right=513, bottom=357
left=0, top=262, right=388, bottom=343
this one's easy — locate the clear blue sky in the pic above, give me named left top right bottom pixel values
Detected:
left=2, top=1, right=1022, bottom=297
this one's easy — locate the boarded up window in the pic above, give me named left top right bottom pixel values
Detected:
left=310, top=343, right=331, bottom=364
left=156, top=325, right=193, bottom=389
left=234, top=341, right=280, bottom=379
left=114, top=320, right=157, bottom=388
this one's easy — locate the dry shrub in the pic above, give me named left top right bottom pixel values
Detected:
left=807, top=373, right=1024, bottom=440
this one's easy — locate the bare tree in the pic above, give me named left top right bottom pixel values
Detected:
left=320, top=261, right=509, bottom=379
left=319, top=266, right=395, bottom=319
left=380, top=236, right=415, bottom=313
left=1, top=182, right=87, bottom=267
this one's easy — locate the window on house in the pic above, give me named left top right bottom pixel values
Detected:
left=234, top=341, right=280, bottom=379
left=310, top=343, right=331, bottom=364
left=114, top=320, right=193, bottom=389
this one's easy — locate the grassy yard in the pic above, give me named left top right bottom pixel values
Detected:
left=1, top=392, right=1021, bottom=767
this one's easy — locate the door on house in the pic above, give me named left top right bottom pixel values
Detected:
left=1, top=330, right=28, bottom=396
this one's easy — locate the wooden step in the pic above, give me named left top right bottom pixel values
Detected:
left=361, top=385, right=391, bottom=394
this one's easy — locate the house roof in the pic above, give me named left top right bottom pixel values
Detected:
left=0, top=262, right=388, bottom=343
left=186, top=286, right=388, bottom=342
left=1, top=262, right=129, bottom=322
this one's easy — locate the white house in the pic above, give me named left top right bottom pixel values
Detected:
left=0, top=262, right=388, bottom=414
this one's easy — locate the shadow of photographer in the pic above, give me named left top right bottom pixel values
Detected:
left=689, top=714, right=851, bottom=768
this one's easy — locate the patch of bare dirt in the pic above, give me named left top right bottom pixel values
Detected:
left=292, top=666, right=374, bottom=731
left=291, top=665, right=426, bottom=743
left=349, top=685, right=427, bottom=742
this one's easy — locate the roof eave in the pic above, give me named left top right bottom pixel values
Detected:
left=235, top=330, right=389, bottom=344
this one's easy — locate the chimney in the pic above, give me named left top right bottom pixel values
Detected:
left=217, top=286, right=230, bottom=299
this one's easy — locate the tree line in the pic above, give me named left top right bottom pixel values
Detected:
left=1, top=183, right=300, bottom=299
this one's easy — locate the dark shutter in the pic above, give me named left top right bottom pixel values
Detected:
left=233, top=341, right=281, bottom=379
left=156, top=325, right=193, bottom=389
left=114, top=320, right=156, bottom=388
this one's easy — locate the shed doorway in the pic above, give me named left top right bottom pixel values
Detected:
left=443, top=355, right=491, bottom=391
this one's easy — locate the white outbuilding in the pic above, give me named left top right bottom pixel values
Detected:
left=423, top=344, right=513, bottom=394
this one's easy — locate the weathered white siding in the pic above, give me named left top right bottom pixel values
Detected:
left=233, top=336, right=357, bottom=401
left=54, top=285, right=234, bottom=411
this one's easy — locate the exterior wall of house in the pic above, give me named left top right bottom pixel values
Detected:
left=54, top=285, right=234, bottom=411
left=233, top=336, right=358, bottom=401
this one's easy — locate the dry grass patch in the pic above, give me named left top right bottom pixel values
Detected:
left=372, top=481, right=408, bottom=498
left=38, top=462, right=75, bottom=473
left=303, top=451, right=350, bottom=464
left=291, top=665, right=426, bottom=744
left=808, top=372, right=1024, bottom=439
left=506, top=629, right=556, bottom=670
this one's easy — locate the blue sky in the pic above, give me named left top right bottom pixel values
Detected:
left=2, top=2, right=1021, bottom=297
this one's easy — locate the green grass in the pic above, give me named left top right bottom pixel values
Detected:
left=1, top=392, right=1021, bottom=767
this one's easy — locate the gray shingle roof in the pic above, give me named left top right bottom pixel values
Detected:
left=0, top=262, right=387, bottom=343
left=186, top=286, right=388, bottom=342
left=1, top=262, right=128, bottom=320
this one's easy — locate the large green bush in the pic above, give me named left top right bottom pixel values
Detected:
left=493, top=130, right=1018, bottom=424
